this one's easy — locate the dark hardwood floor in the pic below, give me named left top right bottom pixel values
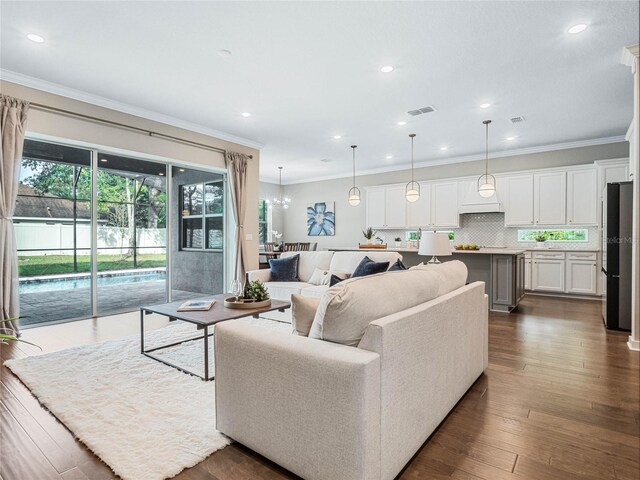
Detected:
left=1, top=296, right=639, bottom=480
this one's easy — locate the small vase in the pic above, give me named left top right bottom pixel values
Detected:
left=536, top=241, right=546, bottom=248
left=395, top=242, right=402, bottom=248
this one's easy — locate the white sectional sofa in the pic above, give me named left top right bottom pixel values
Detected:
left=215, top=262, right=488, bottom=480
left=246, top=250, right=403, bottom=302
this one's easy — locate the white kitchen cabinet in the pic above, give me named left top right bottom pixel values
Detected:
left=431, top=181, right=459, bottom=228
left=566, top=257, right=598, bottom=295
left=365, top=187, right=386, bottom=228
left=504, top=175, right=534, bottom=226
left=385, top=185, right=407, bottom=228
left=534, top=172, right=566, bottom=225
left=406, top=182, right=431, bottom=227
left=531, top=252, right=565, bottom=292
left=567, top=169, right=598, bottom=225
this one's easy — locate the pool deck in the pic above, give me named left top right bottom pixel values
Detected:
left=19, top=281, right=209, bottom=327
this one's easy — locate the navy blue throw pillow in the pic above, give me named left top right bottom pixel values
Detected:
left=329, top=274, right=344, bottom=287
left=352, top=256, right=390, bottom=278
left=269, top=254, right=300, bottom=282
left=388, top=259, right=407, bottom=271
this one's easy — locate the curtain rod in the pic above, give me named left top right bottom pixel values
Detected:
left=29, top=102, right=253, bottom=159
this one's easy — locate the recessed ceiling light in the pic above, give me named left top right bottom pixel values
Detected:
left=218, top=49, right=232, bottom=57
left=241, top=112, right=251, bottom=117
left=26, top=33, right=45, bottom=43
left=333, top=135, right=342, bottom=139
left=397, top=121, right=407, bottom=126
left=567, top=24, right=588, bottom=34
left=440, top=146, right=449, bottom=151
left=506, top=136, right=517, bottom=141
left=380, top=65, right=394, bottom=73
left=386, top=155, right=393, bottom=159
left=479, top=103, right=491, bottom=109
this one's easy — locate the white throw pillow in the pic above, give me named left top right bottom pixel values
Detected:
left=308, top=269, right=441, bottom=347
left=308, top=268, right=351, bottom=286
left=308, top=268, right=331, bottom=285
left=291, top=294, right=321, bottom=336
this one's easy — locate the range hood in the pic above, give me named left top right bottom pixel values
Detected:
left=458, top=179, right=504, bottom=214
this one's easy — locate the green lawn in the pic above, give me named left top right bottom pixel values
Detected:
left=18, top=254, right=166, bottom=277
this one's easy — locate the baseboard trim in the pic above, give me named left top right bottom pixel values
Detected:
left=525, top=292, right=602, bottom=301
left=628, top=337, right=640, bottom=351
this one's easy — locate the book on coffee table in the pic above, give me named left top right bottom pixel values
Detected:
left=177, top=298, right=216, bottom=311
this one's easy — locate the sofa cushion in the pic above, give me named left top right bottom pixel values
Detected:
left=409, top=260, right=468, bottom=296
left=352, top=256, right=389, bottom=278
left=264, top=281, right=314, bottom=301
left=269, top=254, right=300, bottom=282
left=328, top=251, right=402, bottom=275
left=291, top=294, right=321, bottom=336
left=308, top=269, right=440, bottom=347
left=300, top=284, right=330, bottom=298
left=280, top=251, right=334, bottom=283
left=329, top=274, right=345, bottom=287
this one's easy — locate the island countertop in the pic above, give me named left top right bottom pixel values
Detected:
left=328, top=247, right=526, bottom=255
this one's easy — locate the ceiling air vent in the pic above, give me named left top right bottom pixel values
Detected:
left=510, top=116, right=525, bottom=123
left=408, top=105, right=437, bottom=116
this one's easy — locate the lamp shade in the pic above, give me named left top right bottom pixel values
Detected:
left=418, top=232, right=452, bottom=257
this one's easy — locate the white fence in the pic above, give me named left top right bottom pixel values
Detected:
left=15, top=222, right=166, bottom=256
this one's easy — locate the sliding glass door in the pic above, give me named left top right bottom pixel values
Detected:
left=96, top=153, right=168, bottom=315
left=14, top=138, right=227, bottom=327
left=15, top=140, right=93, bottom=326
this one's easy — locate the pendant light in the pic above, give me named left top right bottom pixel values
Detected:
left=269, top=166, right=291, bottom=209
left=405, top=133, right=420, bottom=202
left=348, top=145, right=361, bottom=206
left=478, top=120, right=496, bottom=198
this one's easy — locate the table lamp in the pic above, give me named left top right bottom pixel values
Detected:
left=418, top=232, right=452, bottom=264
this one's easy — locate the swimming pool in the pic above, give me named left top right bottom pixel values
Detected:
left=19, top=271, right=167, bottom=294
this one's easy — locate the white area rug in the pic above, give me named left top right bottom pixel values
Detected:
left=5, top=318, right=290, bottom=480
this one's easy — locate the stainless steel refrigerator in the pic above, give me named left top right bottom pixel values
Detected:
left=601, top=182, right=633, bottom=331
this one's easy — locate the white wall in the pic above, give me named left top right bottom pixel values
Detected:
left=279, top=142, right=629, bottom=249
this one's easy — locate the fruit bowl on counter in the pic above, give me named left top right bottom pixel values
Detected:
left=454, top=244, right=480, bottom=251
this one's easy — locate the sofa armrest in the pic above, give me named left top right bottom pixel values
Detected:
left=246, top=268, right=271, bottom=283
left=214, top=323, right=381, bottom=480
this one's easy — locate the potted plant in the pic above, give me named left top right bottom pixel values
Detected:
left=244, top=280, right=270, bottom=303
left=394, top=237, right=402, bottom=248
left=534, top=233, right=547, bottom=248
left=362, top=227, right=376, bottom=245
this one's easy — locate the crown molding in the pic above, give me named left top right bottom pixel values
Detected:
left=621, top=44, right=640, bottom=67
left=0, top=69, right=264, bottom=150
left=262, top=135, right=627, bottom=184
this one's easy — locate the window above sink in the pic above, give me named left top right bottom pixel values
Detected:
left=517, top=229, right=588, bottom=242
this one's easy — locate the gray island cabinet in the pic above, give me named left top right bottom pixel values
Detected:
left=328, top=247, right=526, bottom=312
left=451, top=249, right=526, bottom=312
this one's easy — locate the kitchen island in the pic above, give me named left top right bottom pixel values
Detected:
left=329, top=247, right=526, bottom=312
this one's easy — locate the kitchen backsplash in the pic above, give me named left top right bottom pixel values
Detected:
left=375, top=213, right=600, bottom=251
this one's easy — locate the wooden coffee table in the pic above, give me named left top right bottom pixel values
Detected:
left=140, top=294, right=290, bottom=380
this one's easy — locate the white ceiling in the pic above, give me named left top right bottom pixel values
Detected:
left=1, top=1, right=638, bottom=184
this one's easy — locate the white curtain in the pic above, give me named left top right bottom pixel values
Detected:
left=225, top=151, right=249, bottom=282
left=0, top=95, right=29, bottom=333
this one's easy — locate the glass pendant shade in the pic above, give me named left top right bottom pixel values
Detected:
left=348, top=145, right=361, bottom=206
left=348, top=187, right=361, bottom=206
left=477, top=120, right=496, bottom=198
left=405, top=181, right=420, bottom=202
left=405, top=133, right=420, bottom=202
left=478, top=174, right=496, bottom=198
